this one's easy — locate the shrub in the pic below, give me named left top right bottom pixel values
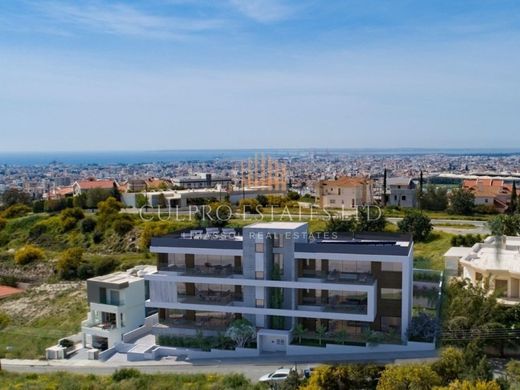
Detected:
left=59, top=208, right=85, bottom=231
left=112, top=368, right=141, bottom=382
left=398, top=210, right=433, bottom=242
left=14, top=245, right=45, bottom=265
left=59, top=339, right=74, bottom=348
left=92, top=256, right=119, bottom=276
left=28, top=221, right=48, bottom=240
left=238, top=198, right=262, bottom=214
left=80, top=217, right=97, bottom=233
left=92, top=230, right=104, bottom=244
left=32, top=199, right=45, bottom=213
left=77, top=263, right=95, bottom=279
left=44, top=198, right=68, bottom=212
left=1, top=204, right=31, bottom=218
left=0, top=311, right=10, bottom=329
left=56, top=247, right=84, bottom=279
left=0, top=217, right=7, bottom=231
left=113, top=216, right=134, bottom=235
left=0, top=275, right=18, bottom=287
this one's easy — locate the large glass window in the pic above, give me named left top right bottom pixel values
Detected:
left=177, top=283, right=240, bottom=304
left=273, top=233, right=284, bottom=248
left=273, top=253, right=284, bottom=275
left=381, top=262, right=402, bottom=272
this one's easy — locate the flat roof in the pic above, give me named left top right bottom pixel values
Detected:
left=88, top=271, right=141, bottom=286
left=246, top=222, right=307, bottom=230
left=444, top=247, right=474, bottom=257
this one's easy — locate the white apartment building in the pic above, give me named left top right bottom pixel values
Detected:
left=145, top=222, right=414, bottom=353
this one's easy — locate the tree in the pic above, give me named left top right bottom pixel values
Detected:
left=432, top=347, right=465, bottom=385
left=0, top=217, right=6, bottom=231
left=256, top=194, right=268, bottom=207
left=1, top=204, right=31, bottom=218
left=1, top=188, right=31, bottom=208
left=509, top=181, right=518, bottom=214
left=286, top=191, right=300, bottom=201
left=334, top=329, right=349, bottom=345
left=449, top=188, right=475, bottom=215
left=382, top=168, right=387, bottom=207
left=225, top=319, right=256, bottom=348
left=506, top=360, right=520, bottom=387
left=0, top=311, right=10, bottom=330
left=113, top=215, right=134, bottom=235
left=135, top=194, right=148, bottom=209
left=293, top=323, right=306, bottom=344
left=97, top=196, right=123, bottom=230
left=14, top=245, right=45, bottom=265
left=56, top=247, right=84, bottom=279
left=436, top=380, right=500, bottom=390
left=398, top=210, right=433, bottom=242
left=315, top=321, right=327, bottom=345
left=408, top=312, right=438, bottom=342
left=86, top=188, right=112, bottom=209
left=157, top=193, right=167, bottom=208
left=420, top=185, right=448, bottom=211
left=59, top=207, right=85, bottom=231
left=487, top=214, right=520, bottom=236
left=80, top=217, right=97, bottom=233
left=111, top=182, right=121, bottom=202
left=377, top=363, right=441, bottom=390
left=301, top=364, right=380, bottom=390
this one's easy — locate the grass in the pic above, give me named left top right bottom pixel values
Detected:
left=0, top=284, right=87, bottom=359
left=413, top=231, right=454, bottom=270
left=0, top=371, right=264, bottom=390
left=383, top=208, right=493, bottom=221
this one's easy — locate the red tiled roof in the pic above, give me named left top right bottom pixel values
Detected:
left=0, top=285, right=23, bottom=299
left=319, top=176, right=371, bottom=187
left=76, top=179, right=115, bottom=189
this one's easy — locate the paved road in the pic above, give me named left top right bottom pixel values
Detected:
left=1, top=350, right=438, bottom=382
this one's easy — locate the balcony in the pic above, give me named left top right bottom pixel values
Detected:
left=299, top=270, right=374, bottom=285
left=298, top=295, right=368, bottom=315
left=177, top=291, right=243, bottom=306
left=161, top=264, right=242, bottom=277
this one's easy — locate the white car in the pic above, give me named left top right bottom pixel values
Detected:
left=258, top=368, right=292, bottom=383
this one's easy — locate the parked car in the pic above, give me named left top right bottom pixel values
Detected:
left=259, top=368, right=292, bottom=383
left=303, top=367, right=316, bottom=379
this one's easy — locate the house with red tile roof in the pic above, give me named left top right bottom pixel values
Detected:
left=315, top=176, right=373, bottom=208
left=463, top=178, right=518, bottom=213
left=72, top=178, right=117, bottom=196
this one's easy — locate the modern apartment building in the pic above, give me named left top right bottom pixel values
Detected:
left=315, top=176, right=373, bottom=208
left=82, top=266, right=156, bottom=349
left=145, top=222, right=413, bottom=353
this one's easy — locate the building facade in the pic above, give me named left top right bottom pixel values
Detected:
left=82, top=266, right=156, bottom=349
left=145, top=222, right=413, bottom=353
left=315, top=177, right=373, bottom=208
left=171, top=173, right=232, bottom=189
left=386, top=177, right=417, bottom=208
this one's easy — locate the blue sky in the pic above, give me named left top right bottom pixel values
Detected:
left=0, top=0, right=519, bottom=151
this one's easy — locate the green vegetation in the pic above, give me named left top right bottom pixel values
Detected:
left=398, top=210, right=433, bottom=241
left=0, top=370, right=264, bottom=390
left=413, top=231, right=453, bottom=270
left=451, top=234, right=483, bottom=247
left=14, top=244, right=45, bottom=265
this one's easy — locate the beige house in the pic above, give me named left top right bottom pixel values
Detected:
left=445, top=236, right=520, bottom=305
left=315, top=177, right=373, bottom=208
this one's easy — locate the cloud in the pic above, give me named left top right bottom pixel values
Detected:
left=34, top=1, right=225, bottom=40
left=228, top=0, right=295, bottom=22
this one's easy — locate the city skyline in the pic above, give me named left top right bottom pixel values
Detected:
left=1, top=0, right=519, bottom=152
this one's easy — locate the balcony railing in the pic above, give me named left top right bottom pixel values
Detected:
left=162, top=264, right=242, bottom=277
left=177, top=291, right=242, bottom=306
left=299, top=271, right=374, bottom=285
left=298, top=297, right=368, bottom=315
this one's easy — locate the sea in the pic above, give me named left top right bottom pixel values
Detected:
left=0, top=148, right=519, bottom=166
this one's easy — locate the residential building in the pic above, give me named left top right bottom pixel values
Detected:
left=315, top=176, right=373, bottom=208
left=386, top=177, right=417, bottom=208
left=446, top=236, right=520, bottom=305
left=463, top=178, right=518, bottom=213
left=171, top=173, right=232, bottom=189
left=81, top=266, right=156, bottom=349
left=72, top=178, right=117, bottom=196
left=145, top=222, right=414, bottom=353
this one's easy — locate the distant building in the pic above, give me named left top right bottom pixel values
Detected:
left=386, top=177, right=417, bottom=208
left=445, top=236, right=520, bottom=305
left=72, top=178, right=117, bottom=196
left=171, top=173, right=232, bottom=189
left=463, top=178, right=517, bottom=213
left=81, top=266, right=156, bottom=350
left=315, top=177, right=373, bottom=208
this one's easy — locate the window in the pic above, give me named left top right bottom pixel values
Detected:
left=255, top=243, right=264, bottom=253
left=381, top=288, right=402, bottom=300
left=475, top=272, right=483, bottom=281
left=338, top=188, right=341, bottom=195
left=330, top=199, right=336, bottom=204
left=255, top=271, right=264, bottom=279
left=401, top=195, right=406, bottom=201
left=256, top=299, right=264, bottom=307
left=273, top=234, right=284, bottom=248
left=274, top=253, right=284, bottom=274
